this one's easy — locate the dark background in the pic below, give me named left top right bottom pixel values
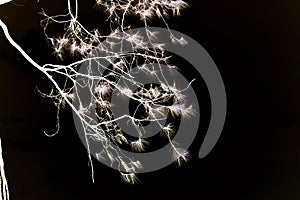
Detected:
left=0, top=0, right=300, bottom=199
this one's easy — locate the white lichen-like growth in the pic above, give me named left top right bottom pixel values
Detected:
left=0, top=0, right=194, bottom=184
left=120, top=172, right=139, bottom=184
left=96, top=0, right=188, bottom=20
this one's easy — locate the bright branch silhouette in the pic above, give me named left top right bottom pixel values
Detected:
left=0, top=0, right=193, bottom=185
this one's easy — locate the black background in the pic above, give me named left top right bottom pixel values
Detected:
left=0, top=0, right=300, bottom=199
